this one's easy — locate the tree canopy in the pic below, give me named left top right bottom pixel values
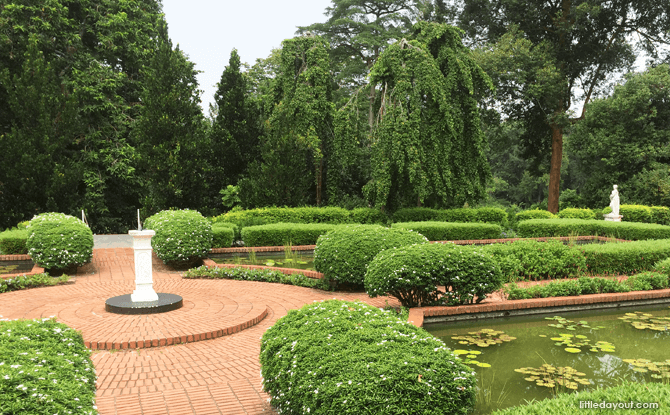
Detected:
left=360, top=22, right=492, bottom=211
left=459, top=0, right=670, bottom=212
left=569, top=64, right=670, bottom=207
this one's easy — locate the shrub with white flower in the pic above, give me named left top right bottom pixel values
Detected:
left=144, top=209, right=212, bottom=267
left=365, top=242, right=503, bottom=307
left=0, top=318, right=97, bottom=414
left=260, top=300, right=476, bottom=414
left=26, top=213, right=93, bottom=272
left=314, top=225, right=428, bottom=286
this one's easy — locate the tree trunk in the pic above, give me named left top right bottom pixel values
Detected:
left=547, top=122, right=563, bottom=213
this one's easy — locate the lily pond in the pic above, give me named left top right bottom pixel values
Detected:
left=209, top=251, right=315, bottom=271
left=426, top=304, right=670, bottom=414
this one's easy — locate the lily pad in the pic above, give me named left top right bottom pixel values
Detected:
left=451, top=328, right=516, bottom=348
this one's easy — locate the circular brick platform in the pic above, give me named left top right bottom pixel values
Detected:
left=0, top=279, right=268, bottom=351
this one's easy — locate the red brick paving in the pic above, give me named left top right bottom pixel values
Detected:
left=3, top=247, right=669, bottom=414
left=0, top=248, right=399, bottom=415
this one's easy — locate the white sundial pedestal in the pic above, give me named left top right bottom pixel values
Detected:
left=129, top=230, right=159, bottom=302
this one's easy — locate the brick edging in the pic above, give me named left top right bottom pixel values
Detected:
left=202, top=258, right=323, bottom=279
left=407, top=288, right=670, bottom=327
left=85, top=306, right=269, bottom=351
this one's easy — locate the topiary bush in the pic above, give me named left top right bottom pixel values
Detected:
left=314, top=225, right=428, bottom=286
left=144, top=209, right=212, bottom=268
left=260, top=300, right=477, bottom=415
left=439, top=208, right=477, bottom=223
left=557, top=208, right=597, bottom=220
left=392, top=221, right=502, bottom=241
left=515, top=209, right=555, bottom=222
left=0, top=318, right=97, bottom=415
left=241, top=223, right=339, bottom=247
left=211, top=223, right=235, bottom=248
left=0, top=229, right=29, bottom=254
left=517, top=219, right=670, bottom=240
left=365, top=243, right=502, bottom=307
left=26, top=213, right=93, bottom=274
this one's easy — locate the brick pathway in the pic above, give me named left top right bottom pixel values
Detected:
left=0, top=248, right=399, bottom=415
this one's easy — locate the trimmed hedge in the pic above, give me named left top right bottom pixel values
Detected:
left=0, top=318, right=97, bottom=415
left=491, top=381, right=669, bottom=415
left=241, top=223, right=339, bottom=247
left=26, top=213, right=93, bottom=271
left=365, top=243, right=502, bottom=307
left=515, top=210, right=554, bottom=222
left=260, top=300, right=477, bottom=415
left=214, top=206, right=352, bottom=226
left=349, top=207, right=388, bottom=224
left=556, top=208, right=597, bottom=220
left=505, top=276, right=628, bottom=300
left=650, top=206, right=670, bottom=225
left=145, top=209, right=212, bottom=267
left=211, top=223, right=235, bottom=248
left=580, top=239, right=670, bottom=275
left=392, top=221, right=502, bottom=241
left=0, top=229, right=29, bottom=254
left=481, top=239, right=586, bottom=282
left=517, top=219, right=670, bottom=240
left=505, top=272, right=668, bottom=300
left=603, top=204, right=652, bottom=222
left=314, top=225, right=428, bottom=285
left=183, top=265, right=332, bottom=291
left=392, top=207, right=508, bottom=225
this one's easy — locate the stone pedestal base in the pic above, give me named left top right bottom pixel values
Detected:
left=603, top=214, right=623, bottom=222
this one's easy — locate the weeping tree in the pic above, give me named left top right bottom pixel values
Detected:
left=353, top=22, right=492, bottom=211
left=240, top=34, right=334, bottom=207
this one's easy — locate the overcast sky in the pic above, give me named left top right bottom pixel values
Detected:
left=162, top=0, right=333, bottom=113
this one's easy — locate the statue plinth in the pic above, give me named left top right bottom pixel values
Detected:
left=603, top=214, right=623, bottom=222
left=129, top=230, right=158, bottom=302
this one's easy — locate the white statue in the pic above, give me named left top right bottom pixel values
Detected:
left=609, top=185, right=620, bottom=216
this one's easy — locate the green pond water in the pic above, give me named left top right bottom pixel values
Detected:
left=210, top=252, right=315, bottom=271
left=425, top=304, right=670, bottom=414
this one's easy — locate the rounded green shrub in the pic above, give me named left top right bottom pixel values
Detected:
left=515, top=209, right=555, bottom=222
left=144, top=209, right=212, bottom=267
left=26, top=213, right=93, bottom=273
left=314, top=225, right=428, bottom=285
left=557, top=208, right=597, bottom=220
left=260, top=300, right=476, bottom=415
left=365, top=243, right=502, bottom=307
